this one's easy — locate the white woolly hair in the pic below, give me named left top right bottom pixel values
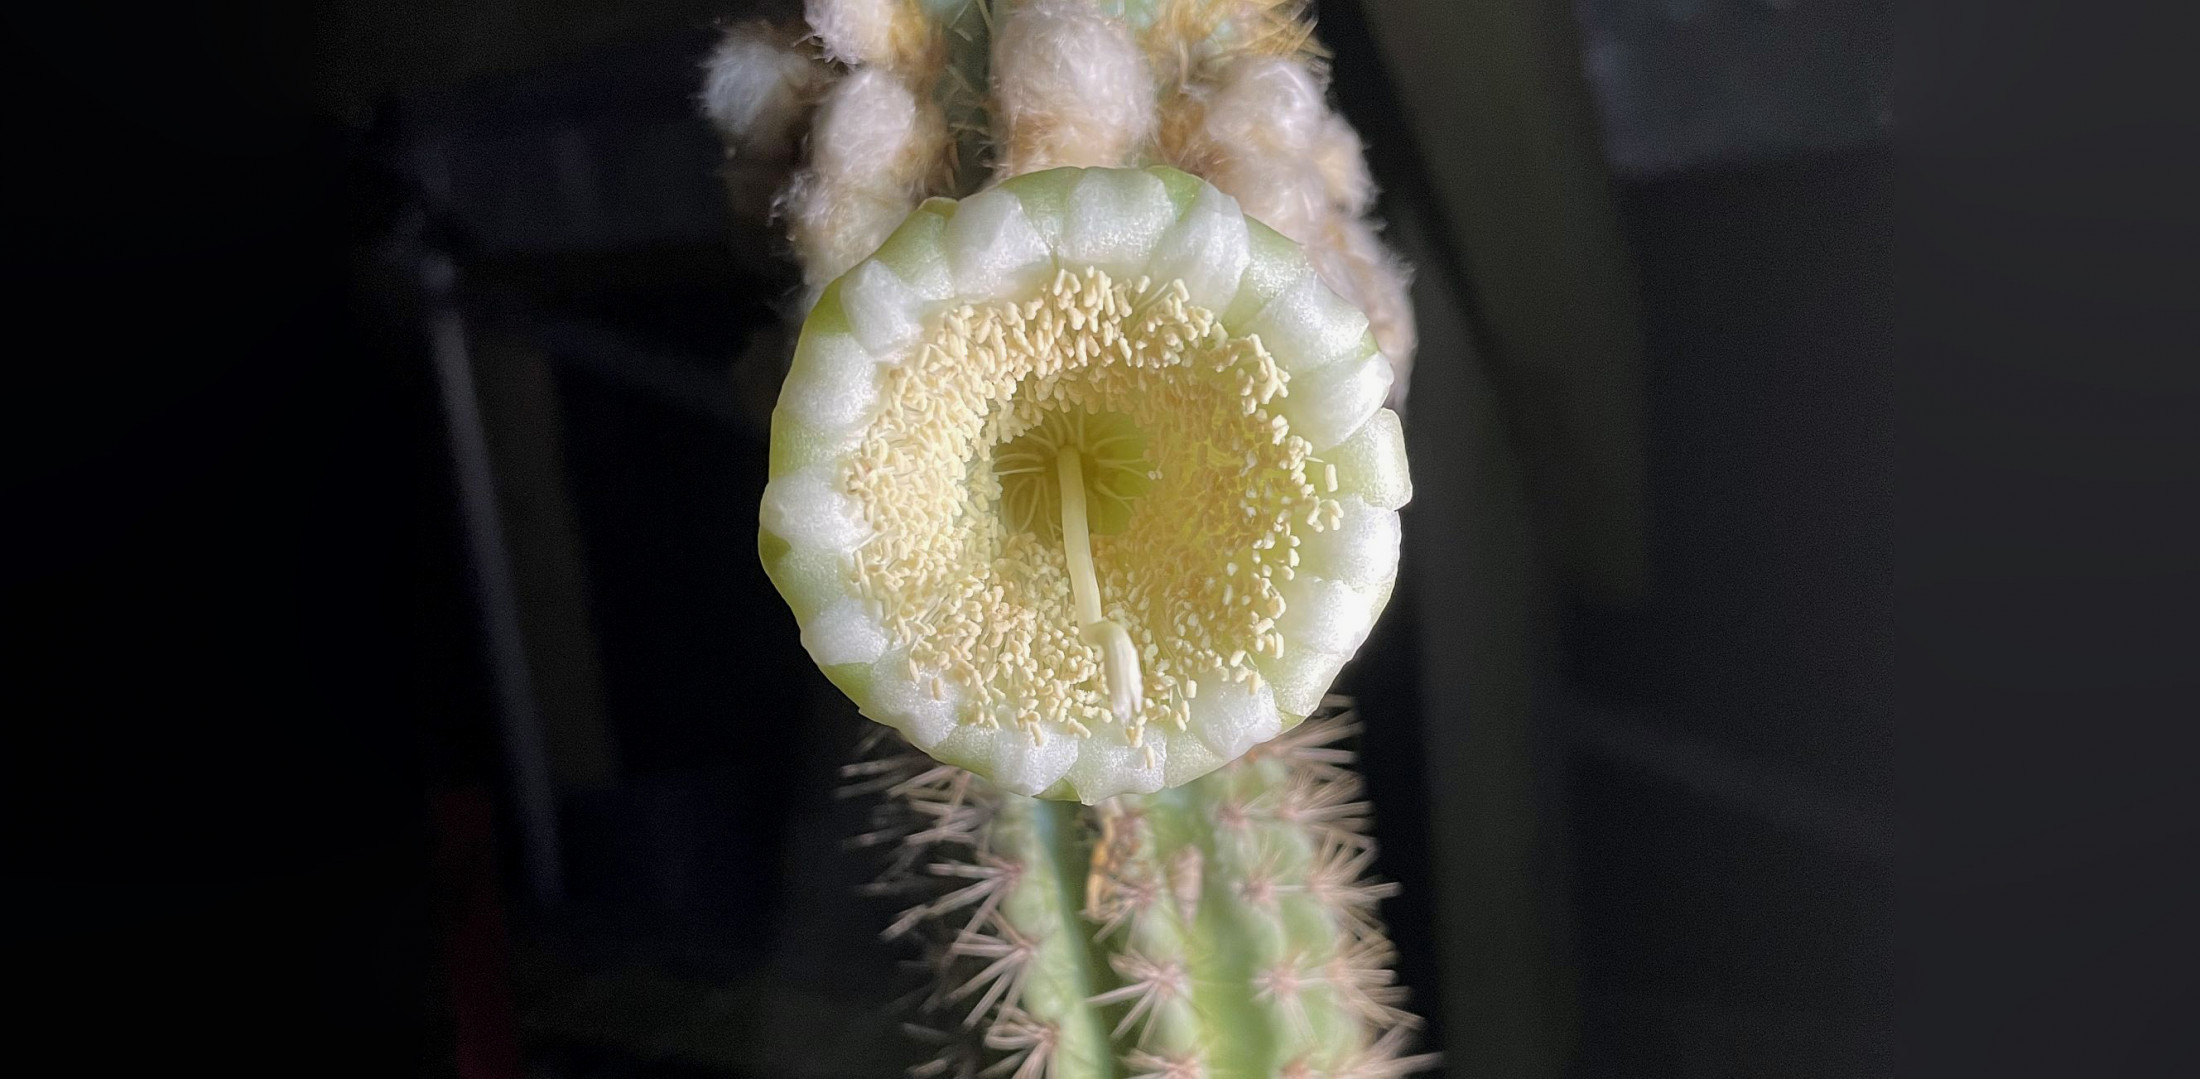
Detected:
left=1311, top=111, right=1376, bottom=218
left=1181, top=56, right=1336, bottom=241
left=700, top=25, right=830, bottom=163
left=1314, top=217, right=1417, bottom=404
left=806, top=0, right=934, bottom=72
left=1172, top=54, right=1415, bottom=405
left=990, top=0, right=1157, bottom=176
left=784, top=66, right=950, bottom=301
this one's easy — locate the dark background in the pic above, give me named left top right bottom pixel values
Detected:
left=9, top=1, right=1907, bottom=1076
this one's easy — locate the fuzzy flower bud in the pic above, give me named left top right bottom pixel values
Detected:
left=991, top=0, right=1158, bottom=176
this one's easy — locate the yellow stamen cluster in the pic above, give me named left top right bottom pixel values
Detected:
left=842, top=266, right=1343, bottom=748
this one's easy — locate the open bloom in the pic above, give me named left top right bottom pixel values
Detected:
left=760, top=166, right=1409, bottom=801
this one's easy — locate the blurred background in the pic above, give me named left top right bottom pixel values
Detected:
left=12, top=1, right=1886, bottom=1076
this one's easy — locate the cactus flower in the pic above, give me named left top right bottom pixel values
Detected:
left=760, top=165, right=1410, bottom=802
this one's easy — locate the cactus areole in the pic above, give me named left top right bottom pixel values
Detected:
left=761, top=166, right=1410, bottom=802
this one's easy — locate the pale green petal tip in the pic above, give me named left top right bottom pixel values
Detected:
left=1224, top=217, right=1313, bottom=326
left=757, top=528, right=793, bottom=605
left=821, top=661, right=872, bottom=702
left=998, top=165, right=1084, bottom=245
left=868, top=206, right=952, bottom=300
left=770, top=276, right=900, bottom=479
left=1144, top=163, right=1208, bottom=211
left=1328, top=407, right=1413, bottom=510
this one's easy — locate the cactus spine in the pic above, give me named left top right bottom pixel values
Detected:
left=851, top=702, right=1436, bottom=1078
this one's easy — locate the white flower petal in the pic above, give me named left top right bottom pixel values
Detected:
left=943, top=186, right=1053, bottom=300
left=1004, top=165, right=1078, bottom=249
left=1060, top=167, right=1175, bottom=279
left=759, top=464, right=870, bottom=552
left=927, top=720, right=1001, bottom=778
left=1294, top=496, right=1400, bottom=587
left=868, top=207, right=956, bottom=305
left=1243, top=272, right=1371, bottom=374
left=1144, top=181, right=1250, bottom=312
left=1065, top=721, right=1167, bottom=801
left=779, top=325, right=884, bottom=434
left=800, top=596, right=887, bottom=666
left=761, top=538, right=846, bottom=622
left=766, top=416, right=865, bottom=480
left=1261, top=647, right=1350, bottom=718
left=1222, top=219, right=1311, bottom=326
left=1277, top=346, right=1393, bottom=452
left=1186, top=669, right=1284, bottom=762
left=838, top=259, right=926, bottom=355
left=1275, top=572, right=1380, bottom=658
left=988, top=726, right=1080, bottom=797
left=1160, top=728, right=1227, bottom=788
left=1325, top=408, right=1413, bottom=510
left=866, top=657, right=962, bottom=751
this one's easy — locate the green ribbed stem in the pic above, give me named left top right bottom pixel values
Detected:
left=854, top=704, right=1433, bottom=1078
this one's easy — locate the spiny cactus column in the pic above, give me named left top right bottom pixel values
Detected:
left=849, top=702, right=1436, bottom=1078
left=707, top=2, right=1436, bottom=1074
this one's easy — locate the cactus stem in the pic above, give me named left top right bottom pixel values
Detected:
left=947, top=923, right=1038, bottom=1025
left=1087, top=951, right=1187, bottom=1044
left=853, top=703, right=1436, bottom=1077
